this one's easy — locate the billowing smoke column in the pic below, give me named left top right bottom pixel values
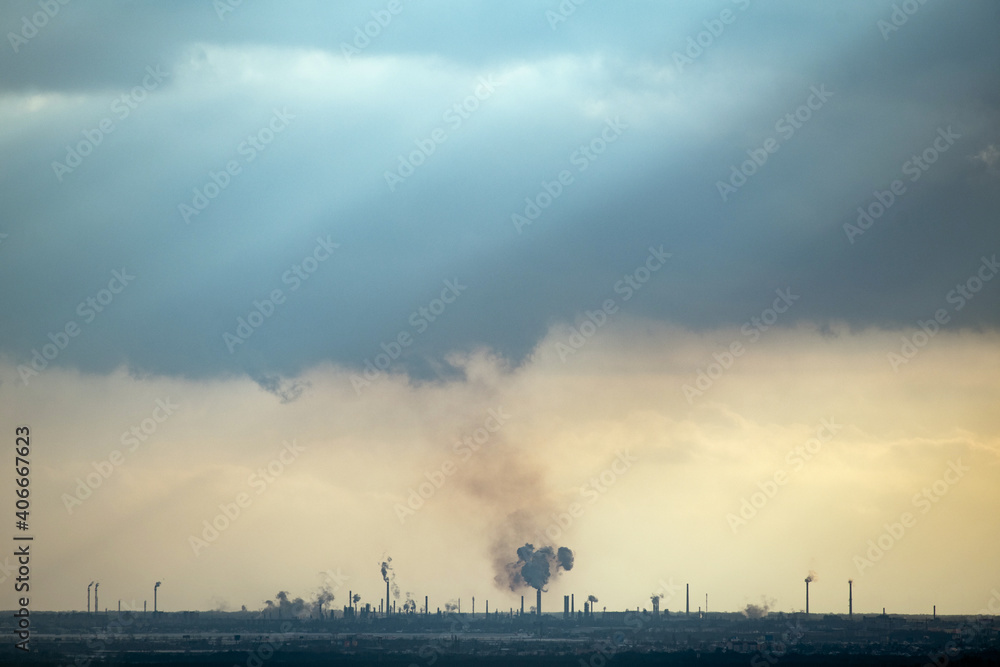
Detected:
left=501, top=544, right=574, bottom=592
left=314, top=587, right=334, bottom=619
left=403, top=593, right=416, bottom=614
left=499, top=543, right=574, bottom=618
left=381, top=557, right=400, bottom=616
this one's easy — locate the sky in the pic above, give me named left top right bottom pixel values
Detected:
left=0, top=0, right=998, bottom=615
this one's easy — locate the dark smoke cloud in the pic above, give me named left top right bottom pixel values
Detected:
left=743, top=597, right=775, bottom=619
left=263, top=591, right=311, bottom=619
left=557, top=546, right=574, bottom=571
left=499, top=543, right=574, bottom=592
left=281, top=591, right=306, bottom=617
left=587, top=595, right=598, bottom=604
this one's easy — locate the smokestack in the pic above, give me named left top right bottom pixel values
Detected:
left=144, top=601, right=146, bottom=613
left=521, top=595, right=524, bottom=616
left=386, top=580, right=390, bottom=618
left=686, top=584, right=689, bottom=615
left=571, top=593, right=574, bottom=614
left=564, top=595, right=569, bottom=618
left=537, top=588, right=542, bottom=617
left=349, top=590, right=352, bottom=612
left=933, top=605, right=936, bottom=620
left=849, top=580, right=853, bottom=617
left=95, top=583, right=99, bottom=614
left=705, top=593, right=708, bottom=615
left=425, top=595, right=428, bottom=614
left=486, top=600, right=489, bottom=615
left=472, top=596, right=475, bottom=617
left=652, top=596, right=660, bottom=616
left=584, top=601, right=589, bottom=616
left=805, top=579, right=809, bottom=615
left=154, top=581, right=161, bottom=613
left=88, top=582, right=93, bottom=613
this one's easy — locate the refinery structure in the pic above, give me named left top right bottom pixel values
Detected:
left=5, top=566, right=999, bottom=666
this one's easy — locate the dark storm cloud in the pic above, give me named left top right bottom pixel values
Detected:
left=1, top=1, right=998, bottom=387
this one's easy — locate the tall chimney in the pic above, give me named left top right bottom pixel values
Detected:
left=386, top=580, right=390, bottom=618
left=472, top=596, right=475, bottom=617
left=537, top=589, right=542, bottom=617
left=349, top=590, right=352, bottom=612
left=849, top=580, right=853, bottom=617
left=705, top=593, right=708, bottom=615
left=564, top=595, right=570, bottom=618
left=486, top=600, right=489, bottom=615
left=521, top=595, right=524, bottom=616
left=88, top=582, right=93, bottom=613
left=425, top=595, right=428, bottom=614
left=144, top=601, right=147, bottom=613
left=805, top=579, right=809, bottom=615
left=571, top=594, right=574, bottom=614
left=95, top=583, right=99, bottom=614
left=686, top=584, right=689, bottom=615
left=652, top=597, right=660, bottom=616
left=933, top=605, right=936, bottom=620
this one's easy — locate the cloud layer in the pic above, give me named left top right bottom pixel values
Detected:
left=1, top=1, right=998, bottom=389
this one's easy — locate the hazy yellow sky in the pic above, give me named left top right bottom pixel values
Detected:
left=4, top=320, right=998, bottom=615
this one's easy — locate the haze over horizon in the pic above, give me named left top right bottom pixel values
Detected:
left=1, top=1, right=998, bottom=616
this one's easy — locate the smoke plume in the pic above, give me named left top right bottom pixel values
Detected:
left=743, top=596, right=776, bottom=619
left=314, top=587, right=334, bottom=618
left=381, top=557, right=401, bottom=599
left=498, top=543, right=574, bottom=592
left=267, top=591, right=308, bottom=618
left=805, top=570, right=818, bottom=583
